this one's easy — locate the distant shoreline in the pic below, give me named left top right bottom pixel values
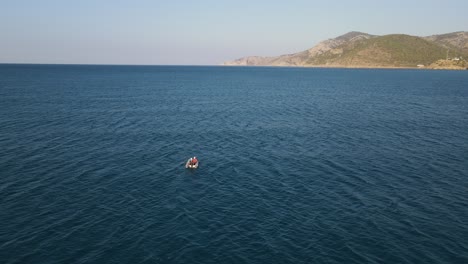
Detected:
left=1, top=63, right=466, bottom=70
left=222, top=64, right=468, bottom=71
left=224, top=31, right=468, bottom=70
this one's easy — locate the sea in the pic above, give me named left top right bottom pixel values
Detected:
left=1, top=64, right=467, bottom=264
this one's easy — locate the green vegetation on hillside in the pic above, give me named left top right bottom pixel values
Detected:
left=306, top=34, right=467, bottom=67
left=368, top=35, right=444, bottom=66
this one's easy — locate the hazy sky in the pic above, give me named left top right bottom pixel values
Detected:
left=1, top=0, right=467, bottom=65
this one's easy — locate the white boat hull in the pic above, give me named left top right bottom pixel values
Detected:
left=185, top=159, right=199, bottom=169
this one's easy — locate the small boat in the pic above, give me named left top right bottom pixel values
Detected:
left=185, top=157, right=199, bottom=169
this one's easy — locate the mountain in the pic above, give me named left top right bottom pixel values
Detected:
left=223, top=31, right=468, bottom=68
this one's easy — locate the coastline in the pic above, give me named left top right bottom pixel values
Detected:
left=1, top=63, right=466, bottom=71
left=222, top=64, right=468, bottom=71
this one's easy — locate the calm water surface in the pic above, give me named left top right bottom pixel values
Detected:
left=1, top=65, right=468, bottom=263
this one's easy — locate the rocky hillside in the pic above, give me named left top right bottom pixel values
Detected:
left=429, top=59, right=468, bottom=70
left=424, top=31, right=468, bottom=54
left=223, top=31, right=468, bottom=68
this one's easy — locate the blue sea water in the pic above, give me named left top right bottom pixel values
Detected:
left=1, top=64, right=468, bottom=264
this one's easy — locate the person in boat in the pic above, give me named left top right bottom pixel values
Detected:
left=191, top=156, right=198, bottom=166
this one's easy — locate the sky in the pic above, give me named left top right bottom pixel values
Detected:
left=1, top=0, right=467, bottom=65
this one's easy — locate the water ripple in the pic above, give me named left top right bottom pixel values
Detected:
left=1, top=65, right=468, bottom=264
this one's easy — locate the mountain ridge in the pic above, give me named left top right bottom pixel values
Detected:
left=223, top=31, right=468, bottom=69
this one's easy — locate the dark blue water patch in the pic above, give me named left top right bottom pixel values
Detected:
left=1, top=64, right=468, bottom=264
